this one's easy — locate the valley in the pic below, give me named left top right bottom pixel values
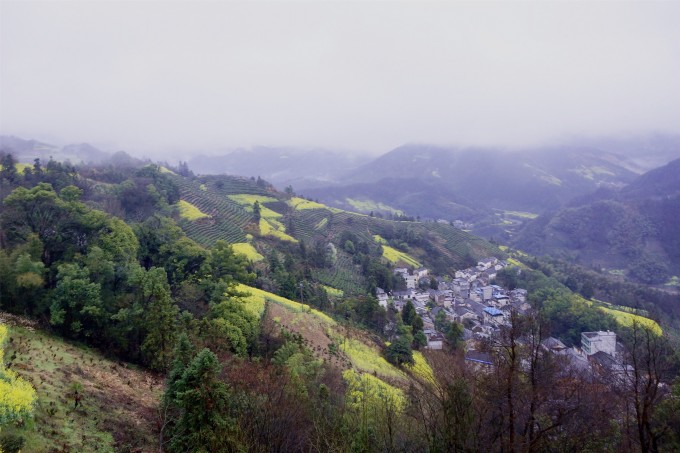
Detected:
left=1, top=138, right=680, bottom=452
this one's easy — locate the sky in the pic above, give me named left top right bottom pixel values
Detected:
left=1, top=1, right=680, bottom=157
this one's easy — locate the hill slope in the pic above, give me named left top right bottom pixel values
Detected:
left=301, top=137, right=680, bottom=239
left=513, top=158, right=680, bottom=285
left=1, top=313, right=161, bottom=453
left=172, top=173, right=501, bottom=295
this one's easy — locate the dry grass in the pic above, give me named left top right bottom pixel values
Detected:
left=2, top=314, right=162, bottom=452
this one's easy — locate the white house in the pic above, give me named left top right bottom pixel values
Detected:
left=581, top=331, right=617, bottom=356
left=375, top=287, right=389, bottom=308
left=404, top=274, right=418, bottom=289
left=415, top=267, right=429, bottom=279
left=425, top=332, right=445, bottom=350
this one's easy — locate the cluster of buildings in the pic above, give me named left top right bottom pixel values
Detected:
left=464, top=329, right=627, bottom=376
left=378, top=258, right=630, bottom=378
left=377, top=257, right=532, bottom=349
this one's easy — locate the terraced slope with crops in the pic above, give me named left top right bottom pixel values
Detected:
left=174, top=176, right=270, bottom=246
left=172, top=173, right=502, bottom=277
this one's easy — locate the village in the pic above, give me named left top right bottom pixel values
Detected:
left=376, top=257, right=628, bottom=375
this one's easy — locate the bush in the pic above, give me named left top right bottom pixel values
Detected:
left=0, top=433, right=26, bottom=453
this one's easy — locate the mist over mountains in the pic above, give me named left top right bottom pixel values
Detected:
left=0, top=135, right=111, bottom=165
left=514, top=157, right=680, bottom=282
left=4, top=131, right=679, bottom=287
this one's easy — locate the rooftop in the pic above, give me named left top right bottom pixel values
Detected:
left=483, top=307, right=504, bottom=316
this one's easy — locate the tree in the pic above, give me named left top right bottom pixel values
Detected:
left=580, top=281, right=594, bottom=299
left=402, top=301, right=416, bottom=326
left=413, top=331, right=428, bottom=350
left=620, top=321, right=675, bottom=452
left=412, top=315, right=424, bottom=333
left=168, top=348, right=239, bottom=452
left=446, top=322, right=464, bottom=350
left=0, top=153, right=18, bottom=184
left=131, top=266, right=179, bottom=371
left=210, top=240, right=255, bottom=284
left=385, top=336, right=414, bottom=367
left=59, top=185, right=83, bottom=203
left=252, top=201, right=261, bottom=224
left=50, top=263, right=104, bottom=339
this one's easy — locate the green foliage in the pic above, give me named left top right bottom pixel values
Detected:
left=540, top=291, right=616, bottom=346
left=272, top=339, right=323, bottom=396
left=210, top=240, right=255, bottom=284
left=630, top=256, right=670, bottom=285
left=50, top=263, right=104, bottom=339
left=59, top=185, right=83, bottom=202
left=0, top=433, right=25, bottom=453
left=167, top=348, right=238, bottom=453
left=446, top=322, right=465, bottom=349
left=412, top=331, right=427, bottom=350
left=129, top=266, right=179, bottom=371
left=384, top=336, right=415, bottom=367
left=402, top=301, right=416, bottom=326
left=209, top=296, right=259, bottom=356
left=0, top=324, right=36, bottom=426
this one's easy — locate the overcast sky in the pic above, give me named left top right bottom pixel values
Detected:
left=1, top=1, right=679, bottom=157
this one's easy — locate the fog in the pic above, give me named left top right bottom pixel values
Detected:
left=1, top=1, right=679, bottom=158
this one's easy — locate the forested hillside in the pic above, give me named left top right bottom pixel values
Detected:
left=514, top=158, right=680, bottom=285
left=1, top=151, right=680, bottom=452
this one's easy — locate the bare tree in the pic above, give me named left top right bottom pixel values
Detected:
left=620, top=321, right=674, bottom=453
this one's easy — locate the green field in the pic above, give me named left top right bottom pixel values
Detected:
left=177, top=199, right=210, bottom=220
left=374, top=235, right=421, bottom=267
left=228, top=194, right=279, bottom=206
left=585, top=299, right=662, bottom=335
left=231, top=242, right=264, bottom=262
left=322, top=285, right=344, bottom=298
left=345, top=198, right=404, bottom=215
left=664, top=276, right=680, bottom=287
left=503, top=210, right=539, bottom=219
left=288, top=197, right=329, bottom=210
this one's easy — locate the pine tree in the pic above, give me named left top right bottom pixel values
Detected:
left=136, top=267, right=179, bottom=371
left=169, top=348, right=239, bottom=452
left=402, top=301, right=416, bottom=326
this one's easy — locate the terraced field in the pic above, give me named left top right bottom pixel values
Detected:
left=175, top=178, right=252, bottom=245
left=231, top=242, right=264, bottom=262
left=426, top=222, right=501, bottom=265
left=313, top=252, right=367, bottom=295
left=177, top=199, right=209, bottom=220
left=172, top=173, right=500, bottom=278
left=374, top=235, right=421, bottom=267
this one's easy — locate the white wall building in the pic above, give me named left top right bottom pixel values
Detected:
left=581, top=331, right=617, bottom=356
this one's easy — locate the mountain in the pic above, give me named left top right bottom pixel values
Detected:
left=301, top=136, right=680, bottom=238
left=188, top=147, right=372, bottom=190
left=513, top=158, right=680, bottom=285
left=0, top=135, right=110, bottom=164
left=2, top=146, right=679, bottom=452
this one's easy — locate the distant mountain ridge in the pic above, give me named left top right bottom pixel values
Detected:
left=299, top=136, right=680, bottom=236
left=0, top=135, right=110, bottom=164
left=513, top=157, right=680, bottom=284
left=188, top=147, right=371, bottom=190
